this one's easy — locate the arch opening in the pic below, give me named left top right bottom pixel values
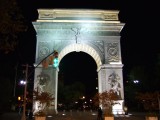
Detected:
left=58, top=51, right=98, bottom=110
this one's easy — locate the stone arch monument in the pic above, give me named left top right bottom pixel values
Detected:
left=32, top=9, right=125, bottom=114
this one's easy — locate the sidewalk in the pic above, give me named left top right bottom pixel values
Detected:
left=0, top=112, right=21, bottom=120
left=0, top=110, right=147, bottom=120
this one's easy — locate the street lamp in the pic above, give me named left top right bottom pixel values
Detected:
left=20, top=80, right=26, bottom=85
left=20, top=80, right=27, bottom=120
left=21, top=64, right=29, bottom=120
left=133, top=80, right=139, bottom=84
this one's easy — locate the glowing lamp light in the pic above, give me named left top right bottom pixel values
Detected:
left=18, top=96, right=21, bottom=101
left=133, top=80, right=139, bottom=84
left=20, top=80, right=26, bottom=85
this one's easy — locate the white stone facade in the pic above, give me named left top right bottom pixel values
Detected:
left=32, top=9, right=125, bottom=115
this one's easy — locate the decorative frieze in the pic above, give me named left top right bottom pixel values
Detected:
left=95, top=40, right=104, bottom=54
left=38, top=9, right=119, bottom=21
left=101, top=14, right=118, bottom=21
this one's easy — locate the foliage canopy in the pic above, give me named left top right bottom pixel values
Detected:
left=33, top=90, right=54, bottom=116
left=135, top=91, right=159, bottom=112
left=93, top=89, right=119, bottom=116
left=0, top=0, right=28, bottom=53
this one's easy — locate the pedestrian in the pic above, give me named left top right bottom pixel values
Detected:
left=97, top=107, right=103, bottom=120
left=18, top=104, right=22, bottom=115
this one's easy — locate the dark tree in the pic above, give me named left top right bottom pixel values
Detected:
left=0, top=0, right=27, bottom=53
left=0, top=0, right=38, bottom=54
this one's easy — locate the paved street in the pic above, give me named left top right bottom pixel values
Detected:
left=0, top=110, right=149, bottom=120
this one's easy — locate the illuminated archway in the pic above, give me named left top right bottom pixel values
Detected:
left=59, top=43, right=102, bottom=70
left=33, top=9, right=125, bottom=115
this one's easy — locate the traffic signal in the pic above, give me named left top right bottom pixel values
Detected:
left=53, top=57, right=58, bottom=68
left=53, top=51, right=59, bottom=68
left=41, top=50, right=59, bottom=68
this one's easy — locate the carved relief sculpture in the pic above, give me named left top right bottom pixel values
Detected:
left=107, top=43, right=119, bottom=62
left=108, top=71, right=121, bottom=98
left=37, top=72, right=50, bottom=92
